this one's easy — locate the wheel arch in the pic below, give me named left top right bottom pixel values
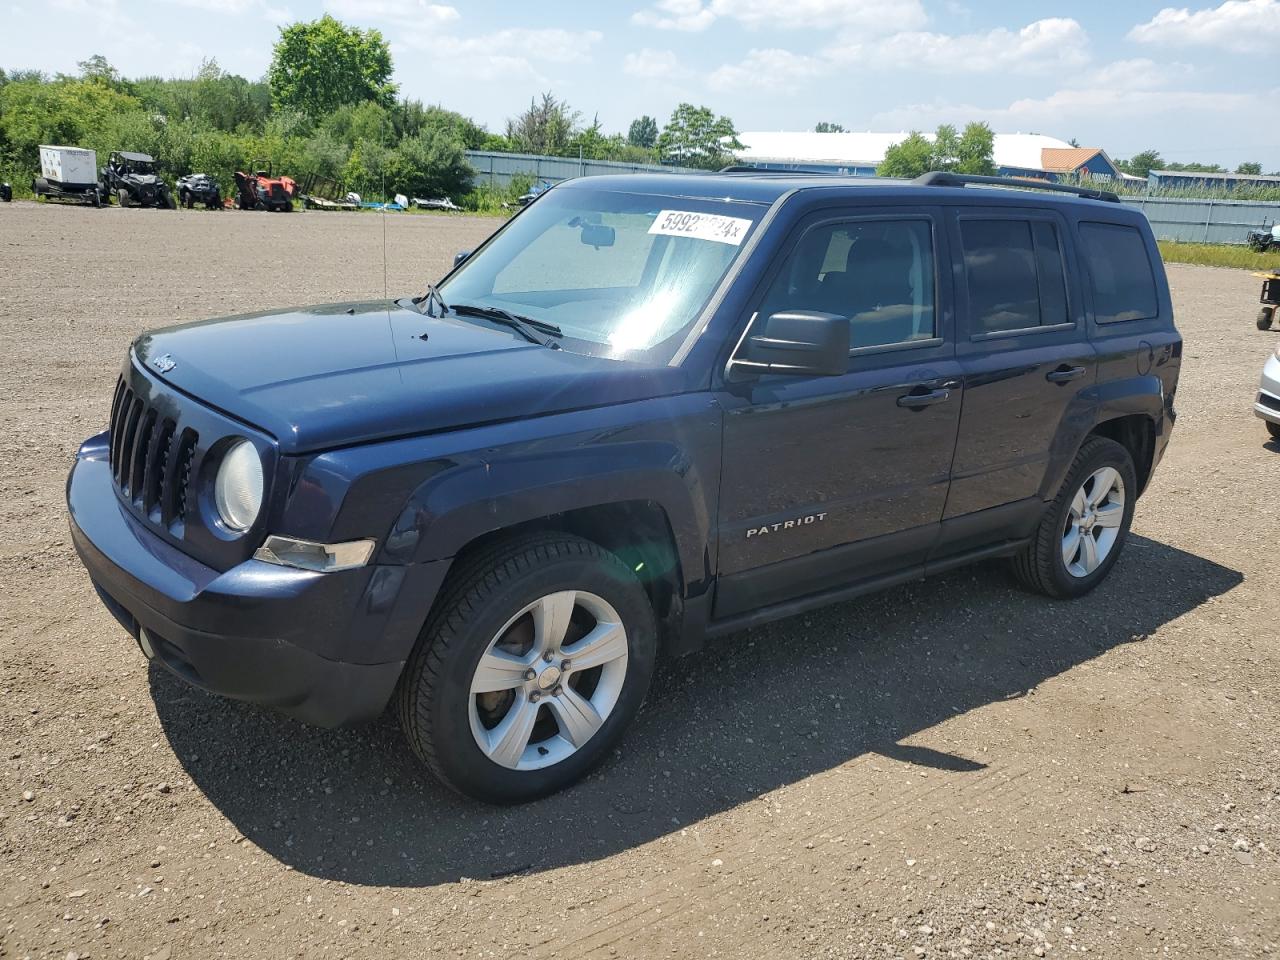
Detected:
left=1088, top=413, right=1156, bottom=496
left=442, top=500, right=686, bottom=654
left=1041, top=376, right=1165, bottom=502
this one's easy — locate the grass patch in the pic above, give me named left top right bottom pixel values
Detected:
left=1158, top=241, right=1280, bottom=272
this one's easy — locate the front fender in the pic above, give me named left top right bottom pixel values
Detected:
left=283, top=394, right=723, bottom=601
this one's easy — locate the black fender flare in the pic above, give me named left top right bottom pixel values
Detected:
left=1039, top=374, right=1165, bottom=502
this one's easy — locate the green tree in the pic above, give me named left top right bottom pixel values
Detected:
left=1237, top=161, right=1263, bottom=175
left=955, top=122, right=996, bottom=175
left=814, top=121, right=846, bottom=133
left=77, top=54, right=124, bottom=89
left=627, top=115, right=658, bottom=148
left=268, top=15, right=396, bottom=120
left=391, top=129, right=473, bottom=199
left=505, top=92, right=580, bottom=155
left=876, top=131, right=935, bottom=178
left=1118, top=149, right=1163, bottom=178
left=0, top=77, right=144, bottom=171
left=656, top=103, right=743, bottom=170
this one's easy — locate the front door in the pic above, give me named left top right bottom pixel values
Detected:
left=714, top=210, right=962, bottom=618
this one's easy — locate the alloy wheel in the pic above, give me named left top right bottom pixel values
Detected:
left=468, top=590, right=629, bottom=771
left=1062, top=466, right=1125, bottom=578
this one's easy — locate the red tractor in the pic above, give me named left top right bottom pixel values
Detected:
left=232, top=159, right=297, bottom=212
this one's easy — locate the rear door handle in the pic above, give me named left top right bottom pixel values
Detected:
left=897, top=388, right=951, bottom=409
left=1046, top=364, right=1087, bottom=384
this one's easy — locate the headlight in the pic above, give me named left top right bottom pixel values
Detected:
left=214, top=439, right=263, bottom=532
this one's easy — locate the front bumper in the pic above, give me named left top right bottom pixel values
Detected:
left=67, top=433, right=449, bottom=727
left=1255, top=352, right=1280, bottom=426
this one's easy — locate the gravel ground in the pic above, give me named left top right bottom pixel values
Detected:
left=1, top=200, right=1277, bottom=959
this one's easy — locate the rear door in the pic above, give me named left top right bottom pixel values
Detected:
left=714, top=208, right=963, bottom=617
left=940, top=206, right=1096, bottom=552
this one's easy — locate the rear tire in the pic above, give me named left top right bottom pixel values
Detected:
left=1258, top=307, right=1274, bottom=331
left=1012, top=436, right=1137, bottom=599
left=397, top=532, right=657, bottom=803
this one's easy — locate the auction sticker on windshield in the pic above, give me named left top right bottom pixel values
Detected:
left=648, top=210, right=752, bottom=246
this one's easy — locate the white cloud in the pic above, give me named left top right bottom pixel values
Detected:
left=631, top=0, right=716, bottom=31
left=870, top=86, right=1267, bottom=134
left=706, top=17, right=1091, bottom=93
left=443, top=28, right=603, bottom=64
left=622, top=48, right=684, bottom=79
left=828, top=17, right=1090, bottom=74
left=1083, top=58, right=1193, bottom=90
left=708, top=48, right=825, bottom=90
left=325, top=0, right=459, bottom=24
left=400, top=27, right=603, bottom=84
left=632, top=0, right=926, bottom=33
left=1129, top=0, right=1280, bottom=52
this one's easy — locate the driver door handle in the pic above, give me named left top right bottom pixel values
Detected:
left=1046, top=364, right=1087, bottom=384
left=897, top=388, right=951, bottom=409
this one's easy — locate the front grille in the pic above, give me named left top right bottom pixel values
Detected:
left=108, top=376, right=198, bottom=530
left=1259, top=391, right=1280, bottom=413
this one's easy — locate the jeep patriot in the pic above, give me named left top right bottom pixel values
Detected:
left=67, top=172, right=1181, bottom=801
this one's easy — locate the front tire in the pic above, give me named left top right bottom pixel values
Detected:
left=1267, top=420, right=1280, bottom=442
left=397, top=533, right=657, bottom=803
left=1013, top=436, right=1137, bottom=599
left=1258, top=307, right=1274, bottom=331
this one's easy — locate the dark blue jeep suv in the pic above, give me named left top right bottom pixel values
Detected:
left=68, top=171, right=1181, bottom=801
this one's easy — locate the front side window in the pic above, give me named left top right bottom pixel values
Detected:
left=960, top=218, right=1070, bottom=334
left=760, top=218, right=936, bottom=349
left=1079, top=222, right=1159, bottom=323
left=440, top=188, right=765, bottom=360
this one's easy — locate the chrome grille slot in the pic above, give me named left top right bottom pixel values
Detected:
left=106, top=375, right=200, bottom=535
left=145, top=420, right=176, bottom=517
left=127, top=409, right=156, bottom=501
left=117, top=396, right=143, bottom=489
left=170, top=429, right=199, bottom=525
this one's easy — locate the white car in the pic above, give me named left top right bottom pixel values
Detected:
left=1257, top=342, right=1280, bottom=442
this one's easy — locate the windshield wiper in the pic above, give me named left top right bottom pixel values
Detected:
left=411, top=282, right=448, bottom=318
left=451, top=303, right=562, bottom=349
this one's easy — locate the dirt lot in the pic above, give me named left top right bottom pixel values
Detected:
left=1, top=200, right=1277, bottom=960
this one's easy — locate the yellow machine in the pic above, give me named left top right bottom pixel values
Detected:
left=1254, top=271, right=1280, bottom=330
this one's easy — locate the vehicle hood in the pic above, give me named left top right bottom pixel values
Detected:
left=132, top=301, right=689, bottom=454
left=124, top=173, right=162, bottom=187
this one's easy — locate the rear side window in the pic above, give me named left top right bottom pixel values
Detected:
left=960, top=219, right=1069, bottom=334
left=1079, top=222, right=1159, bottom=323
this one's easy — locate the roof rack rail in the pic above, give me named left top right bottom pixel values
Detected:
left=716, top=165, right=839, bottom=176
left=913, top=171, right=1120, bottom=203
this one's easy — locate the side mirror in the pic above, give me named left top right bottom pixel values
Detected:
left=729, top=311, right=850, bottom=379
left=453, top=250, right=471, bottom=268
left=580, top=223, right=615, bottom=248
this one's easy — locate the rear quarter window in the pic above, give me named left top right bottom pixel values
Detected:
left=1079, top=222, right=1159, bottom=323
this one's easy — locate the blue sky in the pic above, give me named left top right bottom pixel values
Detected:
left=4, top=0, right=1277, bottom=168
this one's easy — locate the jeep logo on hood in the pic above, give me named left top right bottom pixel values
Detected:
left=151, top=354, right=176, bottom=374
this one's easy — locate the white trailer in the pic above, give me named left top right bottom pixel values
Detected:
left=34, top=145, right=102, bottom=205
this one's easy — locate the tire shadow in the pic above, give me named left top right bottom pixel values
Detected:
left=150, top=533, right=1241, bottom=887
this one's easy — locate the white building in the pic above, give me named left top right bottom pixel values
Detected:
left=735, top=131, right=1078, bottom=177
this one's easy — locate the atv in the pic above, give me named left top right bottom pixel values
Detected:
left=1247, top=225, right=1280, bottom=252
left=100, top=152, right=175, bottom=209
left=233, top=160, right=296, bottom=212
left=176, top=173, right=222, bottom=210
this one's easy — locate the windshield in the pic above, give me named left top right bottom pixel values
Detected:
left=438, top=187, right=766, bottom=362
